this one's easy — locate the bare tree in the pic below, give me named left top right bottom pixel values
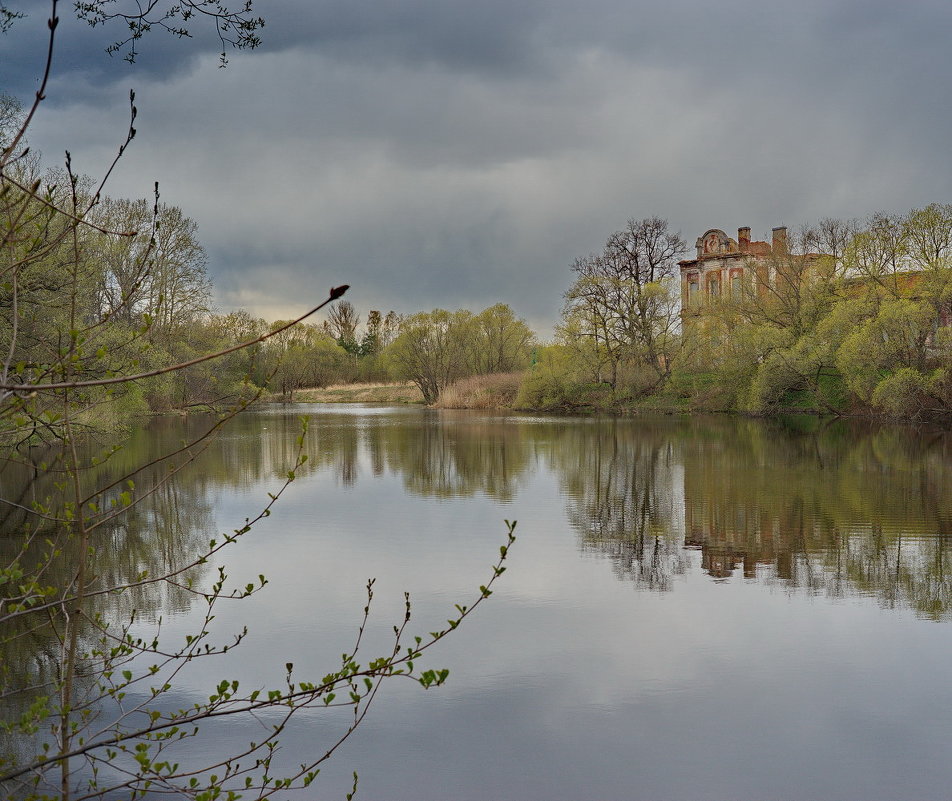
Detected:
left=605, top=216, right=686, bottom=285
left=561, top=217, right=686, bottom=391
left=802, top=216, right=859, bottom=262
left=0, top=94, right=21, bottom=148
left=71, top=0, right=263, bottom=64
left=381, top=310, right=401, bottom=349
left=326, top=300, right=361, bottom=347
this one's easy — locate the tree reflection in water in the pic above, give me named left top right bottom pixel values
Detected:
left=0, top=426, right=218, bottom=766
left=243, top=408, right=952, bottom=618
left=554, top=419, right=689, bottom=591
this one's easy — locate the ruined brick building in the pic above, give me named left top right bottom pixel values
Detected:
left=678, top=223, right=952, bottom=335
left=679, top=225, right=788, bottom=310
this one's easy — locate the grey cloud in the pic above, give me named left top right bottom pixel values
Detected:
left=263, top=0, right=553, bottom=77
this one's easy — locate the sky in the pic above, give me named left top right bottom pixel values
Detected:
left=4, top=0, right=952, bottom=337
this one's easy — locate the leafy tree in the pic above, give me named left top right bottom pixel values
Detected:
left=361, top=309, right=383, bottom=356
left=905, top=204, right=952, bottom=269
left=672, top=209, right=952, bottom=417
left=902, top=204, right=952, bottom=320
left=80, top=196, right=211, bottom=339
left=694, top=230, right=845, bottom=412
left=514, top=345, right=580, bottom=411
left=209, top=308, right=268, bottom=388
left=264, top=321, right=351, bottom=401
left=383, top=305, right=537, bottom=404
left=835, top=297, right=941, bottom=405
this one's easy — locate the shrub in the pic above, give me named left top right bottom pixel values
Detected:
left=871, top=367, right=931, bottom=418
left=514, top=347, right=579, bottom=411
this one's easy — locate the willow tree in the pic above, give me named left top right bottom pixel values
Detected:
left=385, top=309, right=472, bottom=404
left=462, top=303, right=536, bottom=376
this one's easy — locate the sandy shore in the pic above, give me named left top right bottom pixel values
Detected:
left=277, top=382, right=424, bottom=404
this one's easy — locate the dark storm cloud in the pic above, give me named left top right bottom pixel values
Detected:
left=6, top=0, right=952, bottom=333
left=1, top=0, right=218, bottom=103
left=4, top=0, right=557, bottom=99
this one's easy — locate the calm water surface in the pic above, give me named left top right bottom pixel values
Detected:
left=48, top=407, right=952, bottom=799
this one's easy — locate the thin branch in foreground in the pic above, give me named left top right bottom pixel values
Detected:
left=0, top=286, right=349, bottom=394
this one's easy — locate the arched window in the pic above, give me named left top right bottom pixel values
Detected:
left=687, top=274, right=700, bottom=306
left=730, top=270, right=743, bottom=299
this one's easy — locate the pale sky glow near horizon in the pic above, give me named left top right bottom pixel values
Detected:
left=4, top=0, right=952, bottom=338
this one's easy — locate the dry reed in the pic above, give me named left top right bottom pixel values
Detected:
left=435, top=372, right=525, bottom=409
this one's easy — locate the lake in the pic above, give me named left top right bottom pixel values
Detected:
left=8, top=404, right=952, bottom=800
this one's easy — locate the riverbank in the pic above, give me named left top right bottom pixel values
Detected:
left=270, top=373, right=915, bottom=423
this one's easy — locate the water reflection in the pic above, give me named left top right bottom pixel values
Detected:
left=0, top=427, right=221, bottom=623
left=5, top=409, right=951, bottom=646
left=553, top=418, right=688, bottom=590
left=219, top=405, right=534, bottom=499
left=244, top=406, right=952, bottom=619
left=371, top=411, right=531, bottom=500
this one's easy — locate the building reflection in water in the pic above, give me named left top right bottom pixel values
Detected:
left=556, top=416, right=952, bottom=619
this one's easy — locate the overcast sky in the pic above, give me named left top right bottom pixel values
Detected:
left=4, top=0, right=952, bottom=335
